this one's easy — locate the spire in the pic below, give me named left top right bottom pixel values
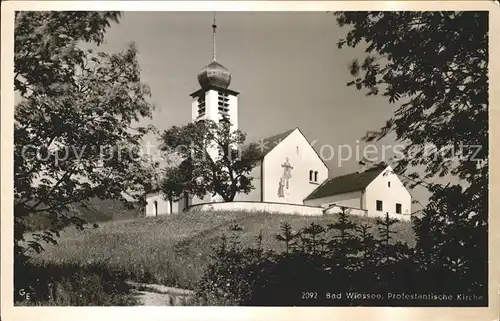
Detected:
left=212, top=12, right=217, bottom=61
left=197, top=12, right=231, bottom=89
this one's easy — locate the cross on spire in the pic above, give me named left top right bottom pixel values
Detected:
left=212, top=12, right=217, bottom=61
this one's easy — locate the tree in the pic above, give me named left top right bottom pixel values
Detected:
left=159, top=118, right=261, bottom=202
left=326, top=207, right=359, bottom=266
left=275, top=222, right=298, bottom=254
left=334, top=11, right=488, bottom=293
left=355, top=223, right=377, bottom=269
left=14, top=12, right=155, bottom=261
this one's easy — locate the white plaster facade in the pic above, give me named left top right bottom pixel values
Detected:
left=233, top=161, right=262, bottom=202
left=191, top=89, right=238, bottom=133
left=305, top=190, right=363, bottom=209
left=186, top=201, right=323, bottom=216
left=144, top=27, right=412, bottom=220
left=189, top=128, right=329, bottom=206
left=363, top=166, right=412, bottom=220
left=144, top=191, right=191, bottom=217
left=260, top=129, right=328, bottom=204
left=324, top=204, right=368, bottom=217
left=304, top=166, right=411, bottom=221
left=144, top=128, right=330, bottom=216
left=145, top=192, right=171, bottom=216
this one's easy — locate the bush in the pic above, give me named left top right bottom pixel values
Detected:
left=194, top=209, right=487, bottom=307
left=15, top=260, right=138, bottom=306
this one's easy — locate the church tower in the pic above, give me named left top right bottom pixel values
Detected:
left=190, top=13, right=239, bottom=133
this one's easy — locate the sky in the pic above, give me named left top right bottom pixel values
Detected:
left=46, top=11, right=433, bottom=208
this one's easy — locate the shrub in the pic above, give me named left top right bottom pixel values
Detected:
left=194, top=210, right=487, bottom=307
left=15, top=261, right=138, bottom=306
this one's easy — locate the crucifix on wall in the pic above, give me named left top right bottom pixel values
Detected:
left=281, top=157, right=293, bottom=189
left=278, top=157, right=294, bottom=198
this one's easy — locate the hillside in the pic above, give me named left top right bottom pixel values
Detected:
left=32, top=211, right=415, bottom=290
left=24, top=197, right=142, bottom=232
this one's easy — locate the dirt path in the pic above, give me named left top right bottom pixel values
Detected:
left=127, top=281, right=195, bottom=306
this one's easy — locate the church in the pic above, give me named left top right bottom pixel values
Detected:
left=145, top=16, right=412, bottom=221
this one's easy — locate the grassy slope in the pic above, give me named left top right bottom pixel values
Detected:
left=24, top=198, right=141, bottom=232
left=33, top=211, right=415, bottom=290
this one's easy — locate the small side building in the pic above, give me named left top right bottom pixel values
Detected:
left=303, top=165, right=412, bottom=220
left=144, top=190, right=192, bottom=216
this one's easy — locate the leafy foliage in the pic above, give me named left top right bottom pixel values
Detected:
left=15, top=261, right=137, bottom=306
left=14, top=12, right=155, bottom=264
left=334, top=11, right=488, bottom=296
left=195, top=211, right=484, bottom=306
left=193, top=13, right=488, bottom=305
left=335, top=12, right=487, bottom=180
left=23, top=197, right=142, bottom=232
left=159, top=118, right=261, bottom=202
left=14, top=11, right=121, bottom=97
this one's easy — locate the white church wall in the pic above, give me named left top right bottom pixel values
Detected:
left=190, top=166, right=261, bottom=205
left=145, top=192, right=199, bottom=216
left=233, top=161, right=262, bottom=202
left=145, top=192, right=171, bottom=217
left=191, top=96, right=200, bottom=120
left=304, top=190, right=363, bottom=209
left=206, top=90, right=219, bottom=122
left=227, top=94, right=238, bottom=132
left=363, top=166, right=412, bottom=221
left=262, top=129, right=328, bottom=205
left=324, top=204, right=368, bottom=217
left=186, top=201, right=323, bottom=216
left=191, top=194, right=212, bottom=206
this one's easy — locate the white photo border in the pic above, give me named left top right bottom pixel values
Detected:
left=1, top=2, right=498, bottom=321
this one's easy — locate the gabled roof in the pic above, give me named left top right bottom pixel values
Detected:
left=304, top=165, right=386, bottom=201
left=245, top=128, right=328, bottom=171
left=246, top=128, right=296, bottom=160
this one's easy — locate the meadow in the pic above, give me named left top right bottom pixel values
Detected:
left=30, top=210, right=415, bottom=290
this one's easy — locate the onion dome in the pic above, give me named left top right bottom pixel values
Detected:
left=197, top=60, right=231, bottom=89
left=197, top=13, right=232, bottom=89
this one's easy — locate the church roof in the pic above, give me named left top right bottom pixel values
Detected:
left=245, top=128, right=296, bottom=160
left=304, top=165, right=386, bottom=200
left=256, top=128, right=297, bottom=158
left=244, top=128, right=328, bottom=173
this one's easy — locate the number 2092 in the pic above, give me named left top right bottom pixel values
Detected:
left=302, top=292, right=318, bottom=299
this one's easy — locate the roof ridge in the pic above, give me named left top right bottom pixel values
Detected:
left=305, top=174, right=333, bottom=198
left=260, top=127, right=295, bottom=140
left=304, top=165, right=387, bottom=201
left=330, top=165, right=385, bottom=179
left=241, top=128, right=297, bottom=160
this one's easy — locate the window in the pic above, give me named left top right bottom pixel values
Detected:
left=376, top=200, right=383, bottom=211
left=309, top=170, right=319, bottom=183
left=388, top=181, right=391, bottom=188
left=153, top=200, right=158, bottom=216
left=218, top=92, right=230, bottom=116
left=396, top=203, right=402, bottom=214
left=197, top=97, right=206, bottom=117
